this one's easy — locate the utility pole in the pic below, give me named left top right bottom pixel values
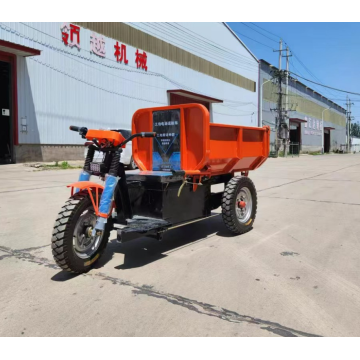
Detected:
left=346, top=96, right=354, bottom=153
left=284, top=46, right=290, bottom=157
left=272, top=40, right=292, bottom=157
left=274, top=39, right=282, bottom=157
left=346, top=96, right=349, bottom=153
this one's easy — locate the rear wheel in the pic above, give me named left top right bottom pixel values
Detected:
left=221, top=176, right=257, bottom=235
left=51, top=192, right=111, bottom=273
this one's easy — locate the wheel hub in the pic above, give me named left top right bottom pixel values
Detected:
left=238, top=200, right=246, bottom=209
left=235, top=187, right=252, bottom=223
left=73, top=209, right=103, bottom=259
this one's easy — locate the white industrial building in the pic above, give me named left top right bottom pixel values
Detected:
left=0, top=22, right=260, bottom=163
left=260, top=60, right=346, bottom=154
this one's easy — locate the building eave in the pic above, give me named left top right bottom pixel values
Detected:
left=259, top=59, right=346, bottom=113
left=223, top=23, right=259, bottom=63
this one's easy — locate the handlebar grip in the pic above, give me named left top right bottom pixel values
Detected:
left=141, top=132, right=157, bottom=138
left=69, top=126, right=88, bottom=138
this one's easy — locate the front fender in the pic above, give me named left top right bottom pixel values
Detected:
left=67, top=181, right=104, bottom=216
left=67, top=181, right=104, bottom=194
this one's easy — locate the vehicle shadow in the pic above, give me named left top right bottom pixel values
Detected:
left=96, top=213, right=238, bottom=271
left=51, top=271, right=80, bottom=282
left=51, top=213, right=241, bottom=281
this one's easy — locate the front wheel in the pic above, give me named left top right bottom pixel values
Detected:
left=51, top=192, right=111, bottom=273
left=221, top=176, right=257, bottom=235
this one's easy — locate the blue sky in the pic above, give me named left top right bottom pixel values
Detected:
left=227, top=23, right=360, bottom=120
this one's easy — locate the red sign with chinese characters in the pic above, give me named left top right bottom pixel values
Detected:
left=114, top=42, right=128, bottom=64
left=60, top=24, right=149, bottom=70
left=61, top=23, right=80, bottom=49
left=90, top=32, right=106, bottom=58
left=135, top=49, right=148, bottom=71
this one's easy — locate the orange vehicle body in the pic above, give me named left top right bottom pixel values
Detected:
left=132, top=103, right=270, bottom=177
left=85, top=129, right=126, bottom=147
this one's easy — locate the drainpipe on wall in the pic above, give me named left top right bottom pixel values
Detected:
left=260, top=78, right=272, bottom=128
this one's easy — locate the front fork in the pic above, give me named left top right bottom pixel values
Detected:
left=76, top=145, right=95, bottom=184
left=78, top=146, right=121, bottom=234
left=94, top=151, right=120, bottom=233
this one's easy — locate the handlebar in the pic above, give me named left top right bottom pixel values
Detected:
left=121, top=132, right=156, bottom=146
left=69, top=125, right=88, bottom=137
left=110, top=130, right=156, bottom=139
left=141, top=132, right=157, bottom=138
left=70, top=125, right=156, bottom=147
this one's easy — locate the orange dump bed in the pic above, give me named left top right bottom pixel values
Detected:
left=132, top=104, right=270, bottom=177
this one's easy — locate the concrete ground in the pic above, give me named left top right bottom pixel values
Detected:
left=1, top=154, right=360, bottom=337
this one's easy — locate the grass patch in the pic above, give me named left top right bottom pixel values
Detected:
left=43, top=161, right=82, bottom=170
left=308, top=151, right=322, bottom=156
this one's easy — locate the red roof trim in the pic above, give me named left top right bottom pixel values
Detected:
left=324, top=127, right=335, bottom=130
left=167, top=89, right=223, bottom=103
left=0, top=39, right=41, bottom=56
left=290, top=118, right=307, bottom=123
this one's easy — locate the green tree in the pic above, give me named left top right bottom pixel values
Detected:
left=351, top=122, right=360, bottom=137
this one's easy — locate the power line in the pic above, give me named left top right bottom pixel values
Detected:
left=2, top=22, right=255, bottom=107
left=30, top=57, right=167, bottom=105
left=291, top=50, right=339, bottom=99
left=0, top=22, right=258, bottom=120
left=285, top=37, right=339, bottom=99
left=246, top=23, right=342, bottom=100
left=173, top=22, right=259, bottom=63
left=288, top=56, right=342, bottom=108
left=213, top=111, right=254, bottom=117
left=166, top=22, right=259, bottom=66
left=4, top=22, right=183, bottom=88
left=134, top=22, right=259, bottom=72
left=249, top=23, right=281, bottom=41
left=290, top=71, right=360, bottom=96
left=218, top=103, right=257, bottom=111
left=324, top=99, right=360, bottom=102
left=240, top=23, right=278, bottom=43
left=19, top=21, right=251, bottom=82
left=228, top=24, right=275, bottom=50
left=290, top=54, right=332, bottom=97
left=219, top=102, right=257, bottom=108
left=233, top=22, right=348, bottom=104
left=16, top=22, right=168, bottom=75
left=138, top=22, right=257, bottom=70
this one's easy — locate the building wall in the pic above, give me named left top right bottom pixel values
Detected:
left=351, top=137, right=360, bottom=153
left=125, top=22, right=258, bottom=86
left=0, top=22, right=260, bottom=162
left=260, top=61, right=346, bottom=153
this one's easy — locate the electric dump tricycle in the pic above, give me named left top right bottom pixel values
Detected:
left=52, top=104, right=270, bottom=273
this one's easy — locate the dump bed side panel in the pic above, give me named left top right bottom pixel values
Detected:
left=132, top=104, right=270, bottom=176
left=209, top=124, right=269, bottom=174
left=182, top=106, right=209, bottom=172
left=132, top=104, right=209, bottom=172
left=132, top=111, right=153, bottom=170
